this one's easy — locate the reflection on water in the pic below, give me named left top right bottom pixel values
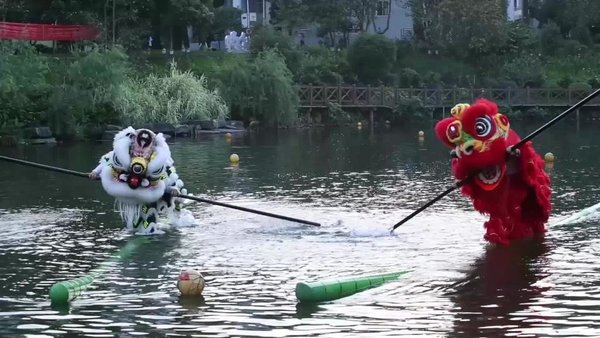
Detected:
left=0, top=120, right=599, bottom=337
left=448, top=237, right=551, bottom=337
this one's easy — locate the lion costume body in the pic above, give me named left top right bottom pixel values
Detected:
left=91, top=127, right=188, bottom=235
left=434, top=99, right=552, bottom=245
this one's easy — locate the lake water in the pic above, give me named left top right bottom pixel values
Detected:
left=0, top=120, right=599, bottom=337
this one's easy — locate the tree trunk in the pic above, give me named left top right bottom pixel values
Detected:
left=373, top=0, right=392, bottom=34
left=112, top=0, right=116, bottom=46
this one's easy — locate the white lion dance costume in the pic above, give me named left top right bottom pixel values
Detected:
left=91, top=127, right=188, bottom=235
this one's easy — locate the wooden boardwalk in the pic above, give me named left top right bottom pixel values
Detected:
left=297, top=86, right=600, bottom=109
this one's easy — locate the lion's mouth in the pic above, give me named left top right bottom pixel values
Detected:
left=112, top=169, right=152, bottom=189
left=475, top=165, right=504, bottom=191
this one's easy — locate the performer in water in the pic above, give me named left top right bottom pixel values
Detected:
left=89, top=127, right=188, bottom=235
left=434, top=99, right=552, bottom=245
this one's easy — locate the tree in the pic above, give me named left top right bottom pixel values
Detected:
left=427, top=0, right=508, bottom=61
left=303, top=0, right=351, bottom=46
left=529, top=0, right=600, bottom=44
left=407, top=0, right=443, bottom=43
left=268, top=0, right=307, bottom=33
left=210, top=6, right=243, bottom=42
left=347, top=33, right=396, bottom=84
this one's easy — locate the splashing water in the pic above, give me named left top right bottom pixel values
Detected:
left=553, top=202, right=600, bottom=226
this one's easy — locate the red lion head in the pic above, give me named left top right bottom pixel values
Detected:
left=435, top=99, right=515, bottom=191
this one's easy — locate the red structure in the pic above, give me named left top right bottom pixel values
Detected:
left=0, top=22, right=100, bottom=41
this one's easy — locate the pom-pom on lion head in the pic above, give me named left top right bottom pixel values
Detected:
left=434, top=99, right=512, bottom=191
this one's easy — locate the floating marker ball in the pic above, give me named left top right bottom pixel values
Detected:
left=225, top=132, right=232, bottom=138
left=385, top=120, right=391, bottom=124
left=418, top=130, right=425, bottom=137
left=229, top=153, right=240, bottom=164
left=49, top=283, right=70, bottom=304
left=177, top=269, right=205, bottom=296
left=544, top=152, right=555, bottom=162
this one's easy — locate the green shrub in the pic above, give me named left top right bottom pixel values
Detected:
left=500, top=55, right=545, bottom=87
left=47, top=47, right=130, bottom=138
left=213, top=49, right=299, bottom=127
left=540, top=21, right=562, bottom=55
left=117, top=61, right=229, bottom=126
left=568, top=82, right=592, bottom=91
left=397, top=68, right=422, bottom=87
left=347, top=33, right=396, bottom=84
left=295, top=46, right=343, bottom=85
left=393, top=95, right=426, bottom=121
left=249, top=25, right=303, bottom=73
left=0, top=41, right=51, bottom=130
left=557, top=75, right=573, bottom=88
left=588, top=77, right=600, bottom=88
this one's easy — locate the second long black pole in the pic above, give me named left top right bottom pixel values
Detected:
left=390, top=88, right=600, bottom=233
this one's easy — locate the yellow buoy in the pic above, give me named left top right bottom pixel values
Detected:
left=418, top=130, right=425, bottom=137
left=177, top=269, right=205, bottom=296
left=544, top=152, right=555, bottom=162
left=229, top=153, right=240, bottom=164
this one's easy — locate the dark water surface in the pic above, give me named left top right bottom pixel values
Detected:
left=0, top=120, right=598, bottom=337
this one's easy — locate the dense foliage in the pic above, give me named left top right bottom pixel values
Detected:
left=0, top=42, right=228, bottom=139
left=4, top=0, right=600, bottom=135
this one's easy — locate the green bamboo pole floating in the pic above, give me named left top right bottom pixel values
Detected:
left=49, top=237, right=147, bottom=304
left=295, top=271, right=409, bottom=303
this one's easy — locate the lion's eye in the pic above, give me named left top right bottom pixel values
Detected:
left=113, top=153, right=122, bottom=167
left=475, top=116, right=492, bottom=137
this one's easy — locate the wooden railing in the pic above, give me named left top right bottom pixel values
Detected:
left=297, top=86, right=600, bottom=109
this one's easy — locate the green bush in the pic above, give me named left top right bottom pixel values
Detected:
left=249, top=25, right=303, bottom=73
left=540, top=21, right=562, bottom=55
left=213, top=49, right=299, bottom=127
left=0, top=41, right=51, bottom=130
left=500, top=55, right=545, bottom=87
left=568, top=82, right=592, bottom=91
left=347, top=33, right=396, bottom=84
left=397, top=68, right=422, bottom=87
left=117, top=61, right=229, bottom=126
left=295, top=46, right=343, bottom=85
left=557, top=75, right=573, bottom=88
left=393, top=95, right=426, bottom=121
left=588, top=77, right=600, bottom=88
left=47, top=47, right=130, bottom=138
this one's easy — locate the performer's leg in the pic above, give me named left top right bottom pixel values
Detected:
left=484, top=217, right=510, bottom=245
left=134, top=203, right=158, bottom=235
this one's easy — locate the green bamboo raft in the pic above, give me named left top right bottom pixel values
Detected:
left=49, top=236, right=146, bottom=304
left=295, top=271, right=408, bottom=303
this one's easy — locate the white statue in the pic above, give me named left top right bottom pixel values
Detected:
left=224, top=31, right=249, bottom=53
left=239, top=32, right=246, bottom=51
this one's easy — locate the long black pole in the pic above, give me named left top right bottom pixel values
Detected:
left=0, top=155, right=89, bottom=178
left=0, top=155, right=321, bottom=226
left=177, top=194, right=321, bottom=226
left=390, top=88, right=600, bottom=233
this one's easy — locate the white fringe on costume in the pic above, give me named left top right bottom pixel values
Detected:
left=114, top=200, right=142, bottom=230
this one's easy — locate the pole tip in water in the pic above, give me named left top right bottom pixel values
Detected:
left=229, top=153, right=240, bottom=164
left=295, top=282, right=318, bottom=303
left=49, top=283, right=70, bottom=304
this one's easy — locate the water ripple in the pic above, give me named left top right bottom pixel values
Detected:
left=0, top=124, right=599, bottom=336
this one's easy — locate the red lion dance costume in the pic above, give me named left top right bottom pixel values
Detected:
left=434, top=99, right=552, bottom=245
